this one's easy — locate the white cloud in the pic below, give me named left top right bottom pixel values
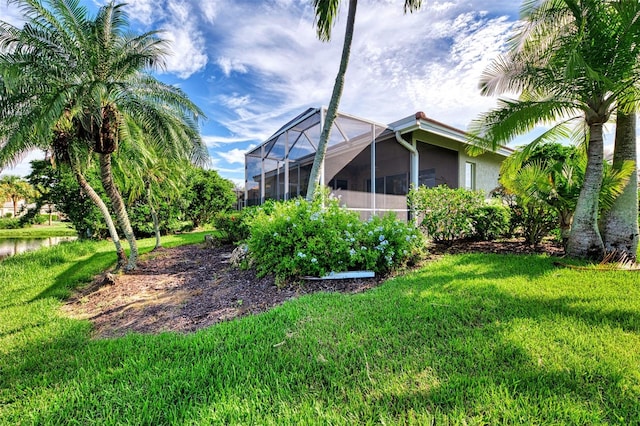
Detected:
left=119, top=0, right=160, bottom=26
left=216, top=57, right=248, bottom=77
left=202, top=135, right=254, bottom=147
left=199, top=1, right=220, bottom=23
left=218, top=146, right=256, bottom=164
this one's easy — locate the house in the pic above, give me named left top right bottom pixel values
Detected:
left=244, top=107, right=512, bottom=219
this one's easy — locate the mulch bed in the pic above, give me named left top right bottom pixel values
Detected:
left=62, top=238, right=564, bottom=339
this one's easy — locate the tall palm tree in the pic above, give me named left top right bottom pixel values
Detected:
left=602, top=110, right=639, bottom=260
left=306, top=0, right=424, bottom=200
left=51, top=114, right=129, bottom=269
left=469, top=0, right=640, bottom=260
left=0, top=0, right=207, bottom=270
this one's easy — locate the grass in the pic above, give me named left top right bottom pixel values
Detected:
left=0, top=222, right=77, bottom=238
left=1, top=237, right=639, bottom=424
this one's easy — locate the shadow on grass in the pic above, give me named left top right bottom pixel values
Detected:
left=30, top=250, right=118, bottom=302
left=3, top=252, right=639, bottom=424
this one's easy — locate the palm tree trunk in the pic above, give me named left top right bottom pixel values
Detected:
left=602, top=111, right=639, bottom=261
left=147, top=184, right=162, bottom=250
left=566, top=122, right=605, bottom=260
left=306, top=0, right=358, bottom=201
left=559, top=209, right=573, bottom=249
left=73, top=166, right=127, bottom=270
left=99, top=153, right=139, bottom=271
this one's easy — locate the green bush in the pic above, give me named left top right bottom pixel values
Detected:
left=512, top=202, right=558, bottom=246
left=0, top=218, right=21, bottom=229
left=470, top=204, right=511, bottom=241
left=214, top=209, right=257, bottom=244
left=246, top=193, right=425, bottom=285
left=408, top=185, right=485, bottom=241
left=4, top=213, right=13, bottom=218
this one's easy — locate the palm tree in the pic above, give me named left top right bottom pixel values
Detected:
left=114, top=137, right=188, bottom=251
left=305, top=0, right=424, bottom=200
left=0, top=0, right=207, bottom=270
left=468, top=0, right=640, bottom=260
left=500, top=143, right=633, bottom=249
left=0, top=175, right=34, bottom=216
left=601, top=110, right=639, bottom=260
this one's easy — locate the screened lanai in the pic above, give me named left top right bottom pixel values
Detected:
left=244, top=107, right=411, bottom=218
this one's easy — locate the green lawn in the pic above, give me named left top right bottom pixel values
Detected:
left=0, top=222, right=77, bottom=238
left=1, top=236, right=639, bottom=424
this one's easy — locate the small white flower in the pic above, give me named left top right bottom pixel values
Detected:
left=297, top=252, right=306, bottom=258
left=273, top=232, right=278, bottom=237
left=311, top=257, right=317, bottom=263
left=378, top=235, right=385, bottom=242
left=349, top=248, right=356, bottom=257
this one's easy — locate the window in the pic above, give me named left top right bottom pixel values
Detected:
left=465, top=162, right=476, bottom=190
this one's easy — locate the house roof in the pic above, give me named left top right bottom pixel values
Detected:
left=391, top=111, right=513, bottom=157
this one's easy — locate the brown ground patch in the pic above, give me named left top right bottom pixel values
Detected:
left=62, top=243, right=383, bottom=339
left=62, top=239, right=563, bottom=339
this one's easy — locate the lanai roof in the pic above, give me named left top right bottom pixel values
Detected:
left=245, top=107, right=387, bottom=163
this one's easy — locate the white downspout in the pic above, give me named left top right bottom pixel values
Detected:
left=395, top=131, right=419, bottom=222
left=395, top=131, right=418, bottom=189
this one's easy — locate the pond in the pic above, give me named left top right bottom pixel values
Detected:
left=0, top=236, right=78, bottom=260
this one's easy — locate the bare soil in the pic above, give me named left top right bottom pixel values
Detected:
left=62, top=239, right=563, bottom=339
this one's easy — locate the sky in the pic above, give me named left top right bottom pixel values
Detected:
left=0, top=0, right=550, bottom=186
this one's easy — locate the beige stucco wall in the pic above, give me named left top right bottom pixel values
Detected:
left=411, top=130, right=505, bottom=195
left=458, top=150, right=503, bottom=196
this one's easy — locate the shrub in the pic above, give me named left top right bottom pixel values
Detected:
left=511, top=202, right=558, bottom=246
left=408, top=185, right=484, bottom=241
left=0, top=218, right=21, bottom=229
left=246, top=193, right=425, bottom=285
left=470, top=204, right=511, bottom=241
left=214, top=210, right=252, bottom=243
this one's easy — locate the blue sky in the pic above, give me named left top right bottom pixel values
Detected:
left=1, top=1, right=531, bottom=185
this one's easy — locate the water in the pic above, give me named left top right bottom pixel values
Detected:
left=0, top=236, right=78, bottom=260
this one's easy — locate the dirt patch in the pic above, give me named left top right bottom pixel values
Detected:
left=63, top=244, right=383, bottom=339
left=62, top=239, right=564, bottom=339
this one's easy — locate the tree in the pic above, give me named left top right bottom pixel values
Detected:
left=0, top=0, right=207, bottom=270
left=469, top=0, right=640, bottom=260
left=27, top=159, right=111, bottom=239
left=500, top=143, right=633, bottom=248
left=0, top=175, right=35, bottom=216
left=114, top=141, right=189, bottom=250
left=601, top=111, right=639, bottom=260
left=184, top=168, right=236, bottom=229
left=305, top=0, right=424, bottom=200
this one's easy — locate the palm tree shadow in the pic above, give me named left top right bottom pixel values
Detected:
left=31, top=251, right=117, bottom=302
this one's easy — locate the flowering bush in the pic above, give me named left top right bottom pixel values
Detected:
left=246, top=192, right=425, bottom=285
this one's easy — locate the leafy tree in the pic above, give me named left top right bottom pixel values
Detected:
left=469, top=0, right=640, bottom=260
left=305, top=0, right=424, bottom=200
left=184, top=168, right=236, bottom=229
left=0, top=0, right=207, bottom=270
left=26, top=160, right=108, bottom=238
